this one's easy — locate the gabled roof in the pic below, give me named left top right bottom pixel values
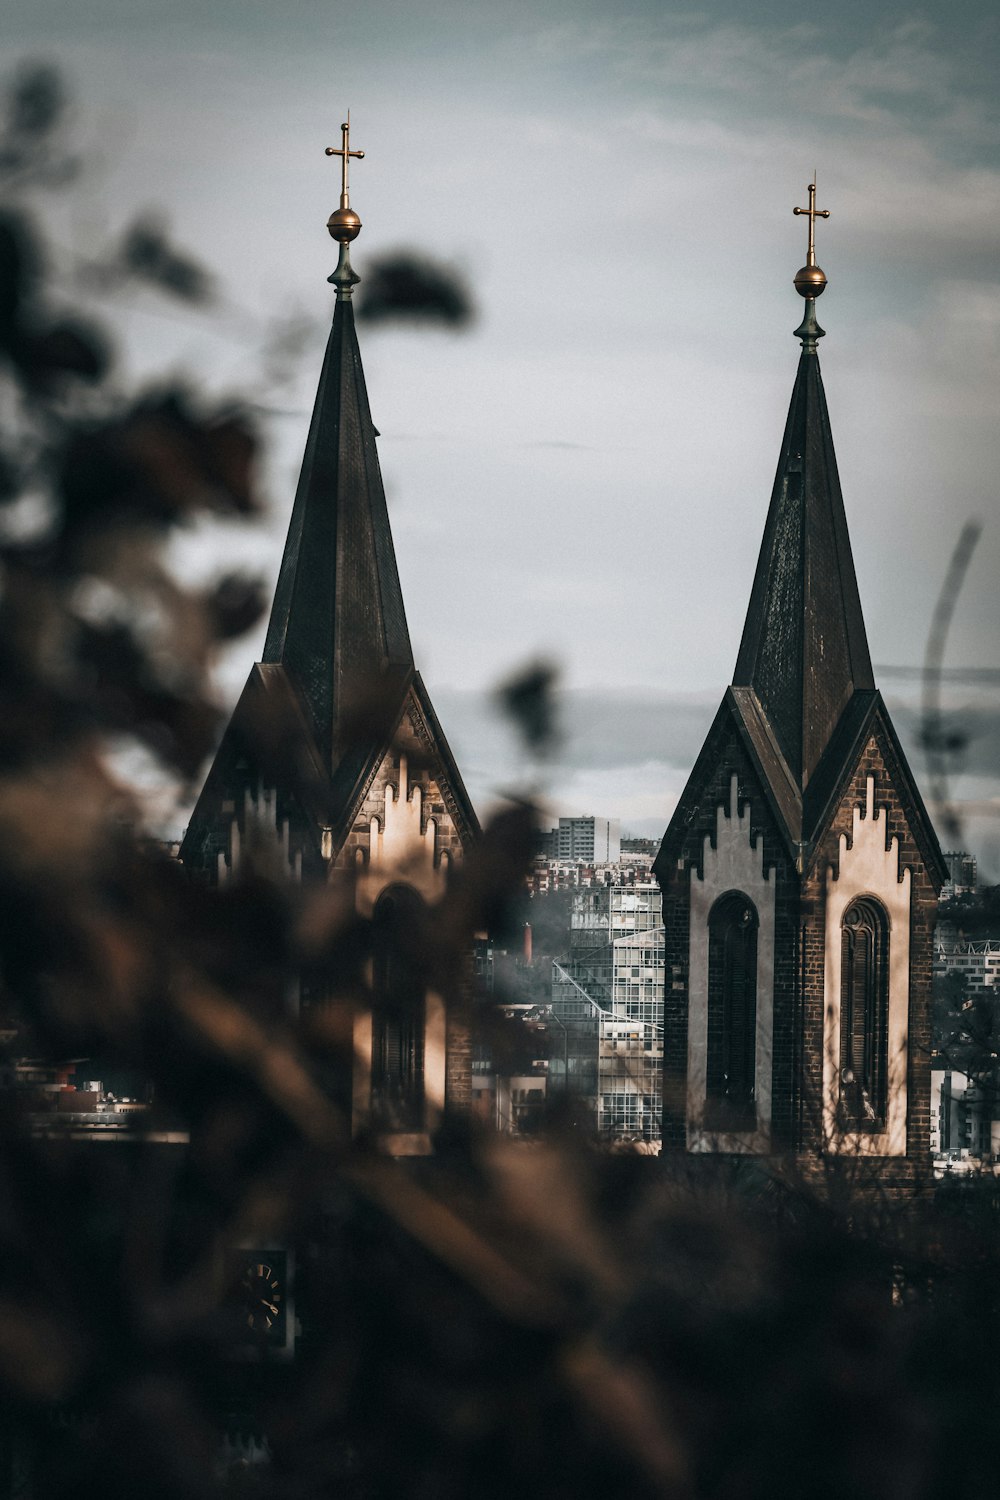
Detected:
left=654, top=688, right=801, bottom=884
left=802, top=690, right=948, bottom=888
left=262, top=295, right=413, bottom=770
left=180, top=663, right=338, bottom=867
left=182, top=249, right=478, bottom=872
left=325, top=667, right=480, bottom=853
left=180, top=660, right=480, bottom=871
left=656, top=327, right=945, bottom=891
left=654, top=685, right=946, bottom=888
left=733, top=346, right=874, bottom=790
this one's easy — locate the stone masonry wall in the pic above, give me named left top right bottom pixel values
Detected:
left=658, top=713, right=798, bottom=1152
left=805, top=722, right=938, bottom=1167
left=659, top=707, right=938, bottom=1169
left=336, top=692, right=473, bottom=1116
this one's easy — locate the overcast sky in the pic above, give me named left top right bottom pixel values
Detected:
left=8, top=0, right=1000, bottom=872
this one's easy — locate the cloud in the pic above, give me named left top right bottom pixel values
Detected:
left=536, top=13, right=996, bottom=143
left=431, top=683, right=1000, bottom=869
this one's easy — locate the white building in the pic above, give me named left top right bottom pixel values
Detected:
left=931, top=1067, right=1000, bottom=1169
left=556, top=816, right=621, bottom=864
left=941, top=851, right=978, bottom=899
left=934, top=939, right=1000, bottom=996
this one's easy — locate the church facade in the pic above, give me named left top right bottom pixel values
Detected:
left=181, top=128, right=479, bottom=1153
left=653, top=193, right=946, bottom=1174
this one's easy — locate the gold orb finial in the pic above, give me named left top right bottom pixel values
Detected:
left=327, top=206, right=361, bottom=244
left=793, top=262, right=827, bottom=298
left=325, top=114, right=365, bottom=241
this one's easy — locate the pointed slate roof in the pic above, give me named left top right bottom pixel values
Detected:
left=732, top=345, right=874, bottom=790
left=657, top=302, right=945, bottom=888
left=181, top=184, right=480, bottom=873
left=262, top=295, right=413, bottom=768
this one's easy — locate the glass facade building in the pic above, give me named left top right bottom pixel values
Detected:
left=551, top=883, right=664, bottom=1143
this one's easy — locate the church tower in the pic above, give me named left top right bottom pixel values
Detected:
left=181, top=124, right=479, bottom=1152
left=653, top=186, right=946, bottom=1176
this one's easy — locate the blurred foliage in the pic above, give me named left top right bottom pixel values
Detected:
left=523, top=885, right=574, bottom=959
left=0, top=62, right=261, bottom=783
left=919, top=522, right=982, bottom=849
left=933, top=891, right=1000, bottom=1089
left=110, top=213, right=214, bottom=303
left=1, top=59, right=1000, bottom=1500
left=0, top=61, right=79, bottom=188
left=934, top=970, right=999, bottom=1071
left=356, top=250, right=474, bottom=328
left=939, top=885, right=1000, bottom=939
left=495, top=658, right=561, bottom=760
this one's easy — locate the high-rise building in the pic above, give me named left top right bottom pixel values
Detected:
left=556, top=816, right=620, bottom=863
left=941, top=851, right=978, bottom=898
left=931, top=1069, right=999, bottom=1166
left=551, top=883, right=664, bottom=1143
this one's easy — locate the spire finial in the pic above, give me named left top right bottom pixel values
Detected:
left=325, top=114, right=365, bottom=298
left=792, top=177, right=830, bottom=349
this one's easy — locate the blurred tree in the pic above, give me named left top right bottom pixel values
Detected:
left=357, top=249, right=473, bottom=327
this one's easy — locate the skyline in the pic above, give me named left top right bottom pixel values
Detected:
left=6, top=0, right=999, bottom=874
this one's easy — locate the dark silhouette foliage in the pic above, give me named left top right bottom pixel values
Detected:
left=357, top=249, right=474, bottom=327
left=495, top=658, right=561, bottom=757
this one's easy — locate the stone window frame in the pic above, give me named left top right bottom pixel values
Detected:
left=822, top=774, right=911, bottom=1158
left=687, top=776, right=775, bottom=1154
left=370, top=883, right=428, bottom=1133
left=705, top=890, right=760, bottom=1131
left=839, top=895, right=890, bottom=1131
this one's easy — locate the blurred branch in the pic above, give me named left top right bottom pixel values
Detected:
left=356, top=250, right=474, bottom=328
left=920, top=520, right=982, bottom=847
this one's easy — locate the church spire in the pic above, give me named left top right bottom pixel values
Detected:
left=262, top=124, right=413, bottom=767
left=732, top=184, right=874, bottom=789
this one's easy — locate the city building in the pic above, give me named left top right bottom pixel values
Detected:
left=527, top=852, right=654, bottom=896
left=934, top=938, right=1000, bottom=997
left=471, top=1005, right=550, bottom=1135
left=653, top=194, right=946, bottom=1176
left=533, top=828, right=558, bottom=859
left=941, top=850, right=978, bottom=898
left=6, top=1059, right=153, bottom=1137
left=180, top=133, right=479, bottom=1154
left=556, top=816, right=620, bottom=864
left=622, top=837, right=659, bottom=857
left=931, top=1068, right=999, bottom=1169
left=550, top=883, right=664, bottom=1143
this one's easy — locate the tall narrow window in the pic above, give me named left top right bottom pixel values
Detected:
left=706, top=891, right=758, bottom=1128
left=371, top=884, right=426, bottom=1132
left=840, top=897, right=889, bottom=1129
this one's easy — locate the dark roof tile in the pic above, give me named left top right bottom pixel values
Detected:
left=733, top=348, right=874, bottom=789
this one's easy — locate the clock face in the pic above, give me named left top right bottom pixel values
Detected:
left=240, top=1261, right=283, bottom=1334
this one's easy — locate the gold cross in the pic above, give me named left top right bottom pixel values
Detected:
left=325, top=114, right=365, bottom=209
left=793, top=179, right=830, bottom=267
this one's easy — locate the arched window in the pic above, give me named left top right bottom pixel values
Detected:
left=371, top=884, right=426, bottom=1131
left=706, top=891, right=758, bottom=1128
left=840, top=897, right=889, bottom=1130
